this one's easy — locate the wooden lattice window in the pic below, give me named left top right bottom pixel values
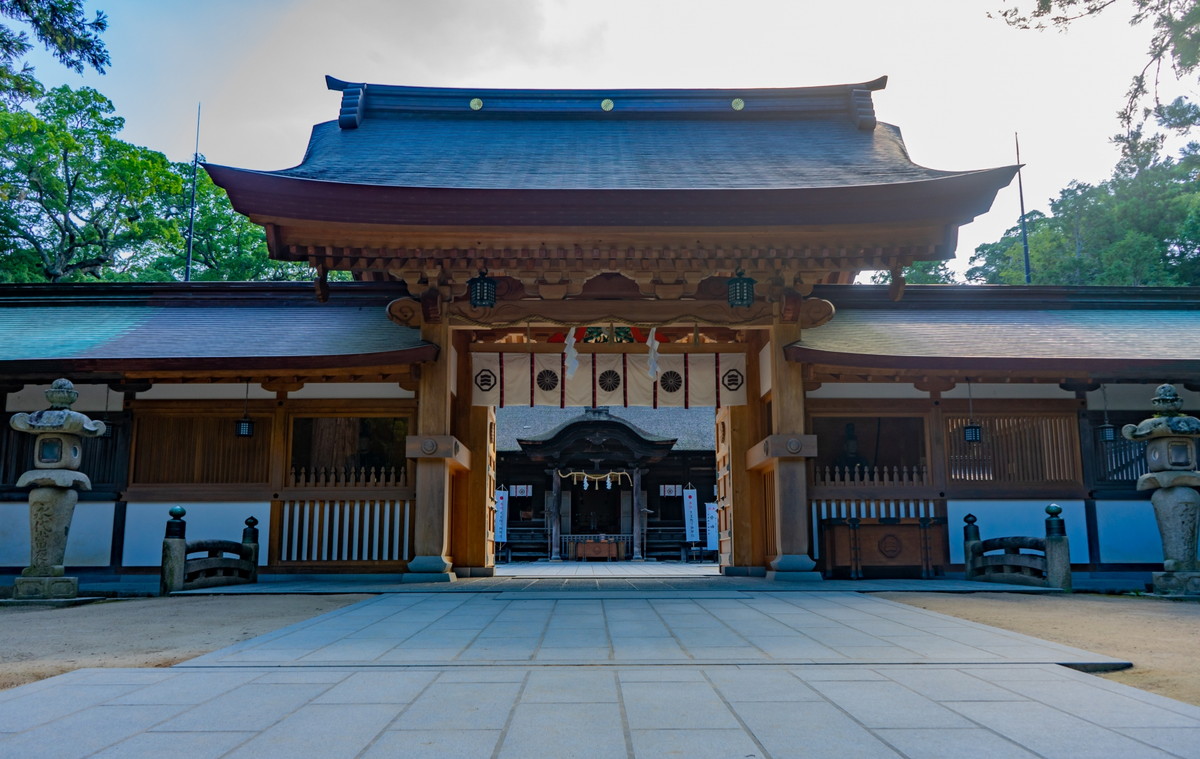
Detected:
left=289, top=416, right=409, bottom=487
left=945, top=413, right=1081, bottom=484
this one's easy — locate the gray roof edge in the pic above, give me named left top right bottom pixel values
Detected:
left=323, top=75, right=889, bottom=116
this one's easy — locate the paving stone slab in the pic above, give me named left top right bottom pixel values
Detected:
left=2, top=663, right=1197, bottom=759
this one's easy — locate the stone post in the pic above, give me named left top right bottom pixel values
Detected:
left=1043, top=504, right=1072, bottom=592
left=1122, top=384, right=1200, bottom=597
left=160, top=506, right=188, bottom=596
left=962, top=514, right=982, bottom=579
left=242, top=516, right=260, bottom=583
left=9, top=379, right=105, bottom=600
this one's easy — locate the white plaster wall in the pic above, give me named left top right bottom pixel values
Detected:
left=1095, top=499, right=1163, bottom=564
left=288, top=383, right=414, bottom=400
left=940, top=384, right=1075, bottom=399
left=806, top=383, right=930, bottom=399
left=946, top=500, right=1088, bottom=564
left=0, top=501, right=114, bottom=566
left=758, top=344, right=772, bottom=397
left=7, top=384, right=124, bottom=413
left=136, top=384, right=275, bottom=401
left=123, top=502, right=271, bottom=567
left=1085, top=384, right=1200, bottom=412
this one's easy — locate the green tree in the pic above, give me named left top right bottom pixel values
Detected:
left=870, top=260, right=957, bottom=285
left=0, top=85, right=180, bottom=281
left=967, top=155, right=1198, bottom=285
left=108, top=162, right=309, bottom=282
left=0, top=0, right=108, bottom=105
left=996, top=1, right=1200, bottom=150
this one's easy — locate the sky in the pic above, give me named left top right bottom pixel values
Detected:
left=20, top=0, right=1188, bottom=276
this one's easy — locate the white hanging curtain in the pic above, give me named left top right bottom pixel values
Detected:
left=472, top=352, right=746, bottom=408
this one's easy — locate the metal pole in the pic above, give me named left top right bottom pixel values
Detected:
left=549, top=468, right=562, bottom=561
left=184, top=103, right=201, bottom=282
left=1015, top=132, right=1031, bottom=285
left=631, top=468, right=644, bottom=560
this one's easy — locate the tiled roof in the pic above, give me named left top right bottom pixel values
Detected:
left=497, top=406, right=715, bottom=452
left=238, top=77, right=1003, bottom=192
left=790, top=305, right=1200, bottom=374
left=0, top=284, right=431, bottom=371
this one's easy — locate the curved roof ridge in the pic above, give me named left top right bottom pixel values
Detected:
left=322, top=75, right=888, bottom=128
left=516, top=406, right=677, bottom=446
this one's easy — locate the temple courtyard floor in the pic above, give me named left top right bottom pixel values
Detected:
left=1, top=576, right=1199, bottom=758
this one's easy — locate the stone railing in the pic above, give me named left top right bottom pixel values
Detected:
left=160, top=507, right=259, bottom=595
left=962, top=505, right=1071, bottom=591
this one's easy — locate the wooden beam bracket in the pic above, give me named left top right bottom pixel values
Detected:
left=405, top=434, right=471, bottom=472
left=745, top=434, right=818, bottom=472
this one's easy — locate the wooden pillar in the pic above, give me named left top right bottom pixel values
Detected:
left=404, top=319, right=457, bottom=582
left=549, top=467, right=563, bottom=561
left=720, top=333, right=766, bottom=573
left=765, top=321, right=820, bottom=581
left=631, top=467, right=644, bottom=561
left=451, top=331, right=496, bottom=576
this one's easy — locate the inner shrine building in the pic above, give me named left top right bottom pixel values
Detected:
left=2, top=75, right=1196, bottom=583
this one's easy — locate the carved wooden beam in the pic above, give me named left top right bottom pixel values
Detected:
left=261, top=378, right=305, bottom=394
left=913, top=376, right=956, bottom=394
left=449, top=298, right=776, bottom=328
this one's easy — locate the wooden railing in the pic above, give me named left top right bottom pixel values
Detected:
left=289, top=465, right=408, bottom=488
left=1096, top=436, right=1148, bottom=483
left=161, top=509, right=259, bottom=595
left=811, top=464, right=928, bottom=487
left=812, top=497, right=940, bottom=521
left=963, top=506, right=1071, bottom=590
left=275, top=495, right=412, bottom=565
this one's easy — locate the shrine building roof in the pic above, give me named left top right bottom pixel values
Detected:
left=204, top=75, right=1017, bottom=231
left=791, top=285, right=1200, bottom=380
left=0, top=282, right=434, bottom=379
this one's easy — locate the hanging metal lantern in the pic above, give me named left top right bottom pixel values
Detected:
left=234, top=382, right=254, bottom=437
left=234, top=416, right=255, bottom=438
left=963, top=379, right=982, bottom=442
left=1097, top=384, right=1116, bottom=443
left=727, top=268, right=755, bottom=308
left=468, top=268, right=496, bottom=308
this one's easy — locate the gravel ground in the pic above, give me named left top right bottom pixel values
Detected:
left=878, top=591, right=1200, bottom=706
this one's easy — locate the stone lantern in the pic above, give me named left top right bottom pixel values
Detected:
left=1122, top=383, right=1200, bottom=596
left=8, top=379, right=106, bottom=600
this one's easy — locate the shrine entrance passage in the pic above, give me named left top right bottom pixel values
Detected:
left=494, top=406, right=719, bottom=566
left=492, top=561, right=721, bottom=578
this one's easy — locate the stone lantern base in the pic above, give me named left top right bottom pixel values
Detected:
left=1152, top=571, right=1200, bottom=598
left=14, top=576, right=79, bottom=599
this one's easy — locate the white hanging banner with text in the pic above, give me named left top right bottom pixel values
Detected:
left=705, top=502, right=719, bottom=551
left=683, top=488, right=700, bottom=542
left=493, top=489, right=508, bottom=543
left=471, top=352, right=746, bottom=408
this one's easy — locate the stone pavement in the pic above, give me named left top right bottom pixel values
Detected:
left=2, top=590, right=1199, bottom=758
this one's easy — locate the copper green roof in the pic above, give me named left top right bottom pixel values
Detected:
left=0, top=283, right=434, bottom=376
left=789, top=285, right=1200, bottom=378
